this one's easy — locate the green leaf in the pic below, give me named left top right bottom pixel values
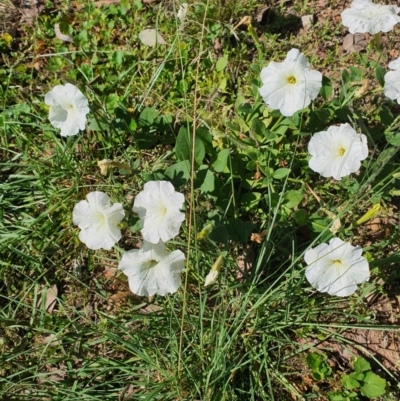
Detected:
left=252, top=118, right=266, bottom=137
left=342, top=69, right=350, bottom=85
left=320, top=76, right=333, bottom=100
left=106, top=94, right=119, bottom=112
left=273, top=168, right=291, bottom=180
left=349, top=66, right=362, bottom=82
left=139, top=107, right=159, bottom=127
left=175, top=127, right=191, bottom=161
left=241, top=192, right=261, bottom=210
left=283, top=190, right=304, bottom=209
left=87, top=117, right=108, bottom=131
left=112, top=50, right=124, bottom=66
left=292, top=209, right=307, bottom=226
left=342, top=374, right=361, bottom=390
left=379, top=105, right=394, bottom=126
left=213, top=148, right=230, bottom=172
left=375, top=64, right=386, bottom=87
left=353, top=357, right=371, bottom=373
left=129, top=119, right=137, bottom=132
left=327, top=392, right=346, bottom=401
left=234, top=221, right=254, bottom=242
left=237, top=103, right=252, bottom=114
left=200, top=169, right=215, bottom=193
left=385, top=130, right=400, bottom=146
left=216, top=55, right=228, bottom=72
left=311, top=371, right=323, bottom=381
left=360, top=371, right=386, bottom=398
left=164, top=160, right=190, bottom=186
left=175, top=127, right=206, bottom=165
left=195, top=167, right=215, bottom=194
left=306, top=353, right=323, bottom=370
left=209, top=224, right=228, bottom=244
left=194, top=136, right=205, bottom=165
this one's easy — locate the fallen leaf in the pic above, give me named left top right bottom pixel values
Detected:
left=353, top=33, right=368, bottom=51
left=54, top=24, right=73, bottom=43
left=20, top=0, right=44, bottom=21
left=255, top=6, right=270, bottom=23
left=42, top=334, right=61, bottom=347
left=98, top=159, right=132, bottom=175
left=36, top=285, right=58, bottom=314
left=321, top=207, right=342, bottom=234
left=98, top=159, right=112, bottom=175
left=139, top=29, right=167, bottom=47
left=140, top=303, right=163, bottom=314
left=343, top=33, right=368, bottom=53
left=250, top=230, right=267, bottom=244
left=232, top=16, right=251, bottom=31
left=93, top=0, right=121, bottom=6
left=354, top=79, right=369, bottom=97
left=343, top=34, right=354, bottom=52
left=389, top=48, right=400, bottom=59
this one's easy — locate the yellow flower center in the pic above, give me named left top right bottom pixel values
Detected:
left=66, top=103, right=74, bottom=111
left=93, top=211, right=107, bottom=227
left=147, top=260, right=158, bottom=269
left=287, top=76, right=296, bottom=84
left=332, top=259, right=343, bottom=267
left=338, top=147, right=346, bottom=156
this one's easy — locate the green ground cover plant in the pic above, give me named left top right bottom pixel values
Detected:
left=1, top=0, right=400, bottom=400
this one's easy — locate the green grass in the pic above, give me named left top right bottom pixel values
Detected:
left=2, top=0, right=400, bottom=400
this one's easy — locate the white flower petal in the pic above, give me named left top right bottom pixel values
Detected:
left=384, top=69, right=400, bottom=103
left=341, top=0, right=400, bottom=34
left=133, top=181, right=185, bottom=244
left=118, top=241, right=185, bottom=296
left=308, top=123, right=368, bottom=180
left=304, top=238, right=370, bottom=297
left=388, top=56, right=400, bottom=70
left=45, top=83, right=89, bottom=137
left=259, top=48, right=322, bottom=117
left=72, top=191, right=125, bottom=250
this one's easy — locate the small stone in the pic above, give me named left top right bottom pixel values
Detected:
left=301, top=15, right=314, bottom=30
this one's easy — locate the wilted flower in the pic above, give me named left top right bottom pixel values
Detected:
left=204, top=254, right=223, bottom=287
left=73, top=191, right=125, bottom=250
left=384, top=56, right=400, bottom=103
left=341, top=0, right=400, bottom=35
left=259, top=48, right=322, bottom=117
left=304, top=237, right=370, bottom=297
left=118, top=241, right=185, bottom=296
left=177, top=3, right=188, bottom=24
left=133, top=181, right=185, bottom=244
left=308, top=123, right=368, bottom=180
left=45, top=83, right=89, bottom=137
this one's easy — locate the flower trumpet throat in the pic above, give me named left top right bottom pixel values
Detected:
left=351, top=204, right=381, bottom=228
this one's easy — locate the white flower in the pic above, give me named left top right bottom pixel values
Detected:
left=45, top=83, right=89, bottom=137
left=308, top=123, right=368, bottom=180
left=177, top=3, right=188, bottom=24
left=384, top=56, right=400, bottom=103
left=118, top=241, right=185, bottom=296
left=341, top=0, right=400, bottom=35
left=133, top=181, right=185, bottom=244
left=258, top=49, right=322, bottom=117
left=304, top=238, right=370, bottom=297
left=73, top=191, right=125, bottom=250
